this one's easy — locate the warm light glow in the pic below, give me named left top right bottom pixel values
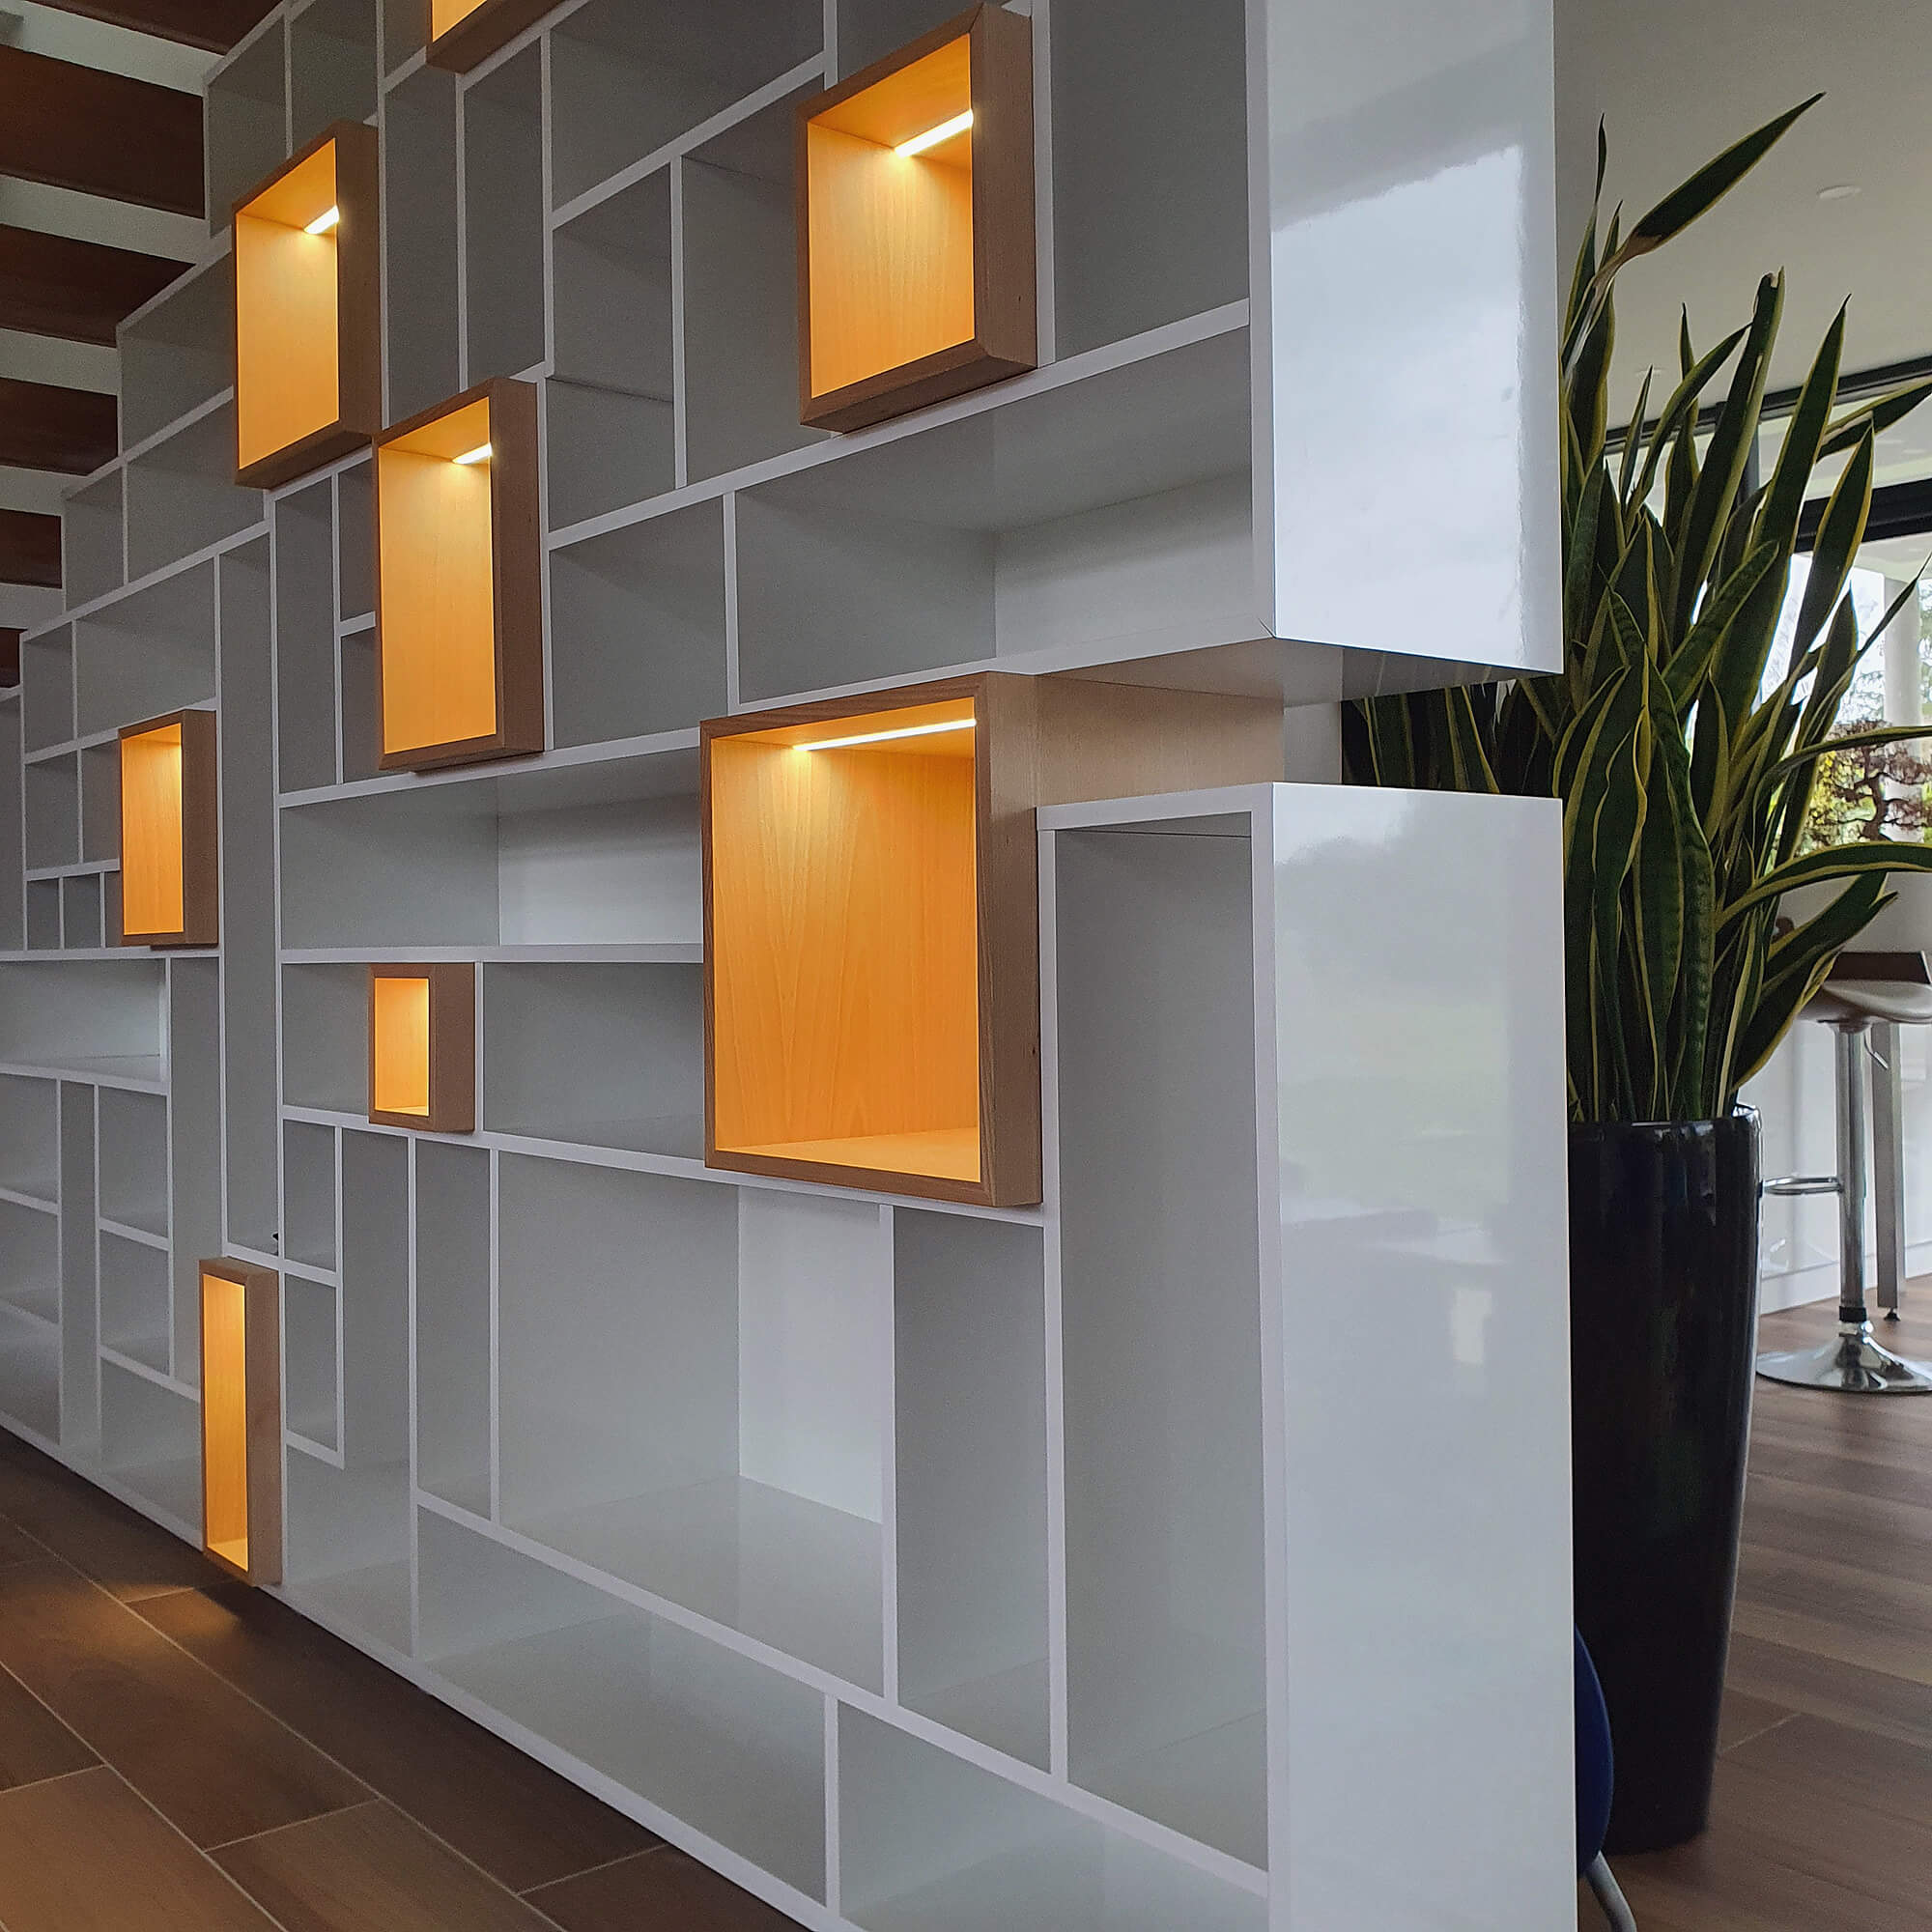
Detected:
left=894, top=109, right=973, bottom=158
left=303, top=205, right=341, bottom=235
left=800, top=718, right=977, bottom=753
left=452, top=442, right=493, bottom=465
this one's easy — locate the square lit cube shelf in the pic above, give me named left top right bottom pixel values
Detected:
left=369, top=964, right=475, bottom=1132
left=425, top=0, right=555, bottom=72
left=702, top=673, right=1284, bottom=1205
left=119, top=709, right=217, bottom=949
left=233, top=122, right=381, bottom=490
left=200, top=1259, right=281, bottom=1586
left=797, top=4, right=1035, bottom=433
left=374, top=380, right=543, bottom=773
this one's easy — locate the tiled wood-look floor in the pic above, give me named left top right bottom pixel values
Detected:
left=1582, top=1296, right=1932, bottom=1929
left=0, top=1430, right=799, bottom=1931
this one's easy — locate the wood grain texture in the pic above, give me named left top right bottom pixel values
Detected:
left=797, top=4, right=1036, bottom=433
left=0, top=378, right=118, bottom=475
left=215, top=1798, right=555, bottom=1931
left=0, top=44, right=203, bottom=216
left=0, top=508, right=62, bottom=589
left=0, top=1557, right=367, bottom=1846
left=31, top=1, right=278, bottom=53
left=374, top=379, right=543, bottom=772
left=0, top=1765, right=280, bottom=1930
left=199, top=1260, right=281, bottom=1586
left=234, top=123, right=382, bottom=490
left=369, top=963, right=474, bottom=1132
left=130, top=1581, right=658, bottom=1890
left=0, top=222, right=185, bottom=346
left=424, top=0, right=556, bottom=73
left=527, top=1846, right=802, bottom=1932
left=702, top=674, right=1285, bottom=1206
left=118, top=708, right=217, bottom=948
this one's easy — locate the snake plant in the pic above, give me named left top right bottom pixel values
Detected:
left=1343, top=100, right=1932, bottom=1123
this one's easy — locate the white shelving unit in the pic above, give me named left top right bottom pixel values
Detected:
left=0, top=2, right=1573, bottom=1926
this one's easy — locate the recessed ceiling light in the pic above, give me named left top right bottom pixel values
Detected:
left=1817, top=184, right=1861, bottom=202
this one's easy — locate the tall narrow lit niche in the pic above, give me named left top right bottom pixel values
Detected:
left=200, top=1260, right=281, bottom=1586
left=233, top=123, right=380, bottom=489
left=374, top=380, right=543, bottom=772
left=369, top=964, right=475, bottom=1131
left=799, top=5, right=1035, bottom=432
left=703, top=675, right=1287, bottom=1205
left=424, top=0, right=554, bottom=71
left=119, top=709, right=217, bottom=948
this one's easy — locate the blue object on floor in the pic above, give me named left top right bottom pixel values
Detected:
left=1577, top=1628, right=1637, bottom=1930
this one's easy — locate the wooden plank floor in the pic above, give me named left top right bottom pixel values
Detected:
left=1, top=1295, right=1926, bottom=1929
left=0, top=1429, right=796, bottom=1931
left=1583, top=1295, right=1932, bottom=1929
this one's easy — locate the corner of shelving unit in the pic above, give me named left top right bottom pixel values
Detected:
left=199, top=1256, right=283, bottom=1585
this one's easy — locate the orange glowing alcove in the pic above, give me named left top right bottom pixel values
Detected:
left=374, top=380, right=543, bottom=772
left=119, top=708, right=217, bottom=949
left=425, top=0, right=555, bottom=71
left=233, top=122, right=380, bottom=489
left=369, top=963, right=475, bottom=1132
left=798, top=5, right=1036, bottom=432
left=200, top=1259, right=281, bottom=1586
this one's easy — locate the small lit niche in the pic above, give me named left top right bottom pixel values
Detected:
left=424, top=0, right=554, bottom=71
left=369, top=964, right=476, bottom=1132
left=119, top=709, right=217, bottom=949
left=233, top=122, right=381, bottom=489
left=374, top=380, right=543, bottom=772
left=798, top=4, right=1036, bottom=432
left=200, top=1259, right=281, bottom=1586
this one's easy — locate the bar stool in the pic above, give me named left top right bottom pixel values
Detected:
left=1758, top=959, right=1932, bottom=1394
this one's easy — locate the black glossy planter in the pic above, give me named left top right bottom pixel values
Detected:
left=1570, top=1113, right=1761, bottom=1854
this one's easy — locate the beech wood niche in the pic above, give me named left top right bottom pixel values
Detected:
left=119, top=707, right=217, bottom=948
left=374, top=379, right=543, bottom=772
left=369, top=963, right=476, bottom=1132
left=424, top=0, right=556, bottom=72
left=233, top=122, right=380, bottom=489
left=702, top=673, right=1284, bottom=1205
left=200, top=1258, right=282, bottom=1586
left=798, top=5, right=1035, bottom=433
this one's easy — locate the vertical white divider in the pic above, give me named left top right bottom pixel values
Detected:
left=669, top=162, right=690, bottom=491
left=1030, top=0, right=1056, bottom=369
left=535, top=380, right=555, bottom=749
left=823, top=1693, right=842, bottom=1918
left=1037, top=823, right=1070, bottom=1780
left=454, top=67, right=471, bottom=390
left=376, top=46, right=392, bottom=423
left=407, top=1131, right=423, bottom=1653
left=722, top=494, right=741, bottom=712
left=877, top=1203, right=899, bottom=1709
left=329, top=472, right=347, bottom=785
left=488, top=1144, right=502, bottom=1522
left=822, top=0, right=838, bottom=81
left=537, top=30, right=555, bottom=376
left=281, top=14, right=296, bottom=155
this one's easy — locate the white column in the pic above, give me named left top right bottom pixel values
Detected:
left=1883, top=577, right=1923, bottom=726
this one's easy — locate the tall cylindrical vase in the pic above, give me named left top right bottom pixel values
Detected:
left=1569, top=1113, right=1761, bottom=1853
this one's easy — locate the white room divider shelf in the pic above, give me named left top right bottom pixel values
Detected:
left=0, top=2, right=1572, bottom=1925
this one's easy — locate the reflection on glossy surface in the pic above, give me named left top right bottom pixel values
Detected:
left=1251, top=0, right=1559, bottom=672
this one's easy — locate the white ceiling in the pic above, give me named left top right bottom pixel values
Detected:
left=1556, top=0, right=1932, bottom=482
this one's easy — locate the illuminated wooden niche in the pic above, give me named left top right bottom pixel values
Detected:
left=374, top=380, right=543, bottom=772
left=200, top=1259, right=281, bottom=1586
left=369, top=963, right=475, bottom=1132
left=233, top=122, right=380, bottom=490
left=424, top=0, right=555, bottom=71
left=798, top=4, right=1035, bottom=433
left=702, top=673, right=1287, bottom=1205
left=119, top=708, right=217, bottom=949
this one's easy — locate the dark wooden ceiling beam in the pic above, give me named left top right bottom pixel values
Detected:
left=0, top=223, right=186, bottom=345
left=0, top=378, right=118, bottom=476
left=0, top=630, right=20, bottom=687
left=0, top=510, right=62, bottom=589
left=0, top=45, right=204, bottom=216
left=24, top=1, right=279, bottom=54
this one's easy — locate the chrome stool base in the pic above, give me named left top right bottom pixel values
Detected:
left=1757, top=1320, right=1932, bottom=1395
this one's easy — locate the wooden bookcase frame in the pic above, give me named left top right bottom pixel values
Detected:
left=424, top=0, right=555, bottom=72
left=796, top=5, right=1036, bottom=434
left=233, top=121, right=381, bottom=490
left=373, top=379, right=544, bottom=773
left=368, top=962, right=476, bottom=1132
left=199, top=1258, right=282, bottom=1586
left=118, top=707, right=218, bottom=949
left=701, top=673, right=1284, bottom=1206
